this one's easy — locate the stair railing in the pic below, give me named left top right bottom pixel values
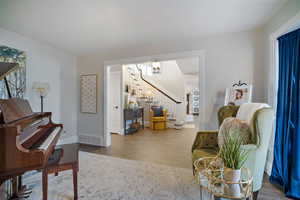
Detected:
left=135, top=66, right=182, bottom=104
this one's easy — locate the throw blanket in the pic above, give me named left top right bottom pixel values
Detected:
left=237, top=103, right=270, bottom=145
left=236, top=103, right=270, bottom=125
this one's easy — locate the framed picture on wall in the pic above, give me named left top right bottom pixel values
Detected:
left=80, top=74, right=98, bottom=113
left=225, top=85, right=252, bottom=106
left=0, top=45, right=26, bottom=99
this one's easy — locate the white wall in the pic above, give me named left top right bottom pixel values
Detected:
left=144, top=60, right=186, bottom=122
left=0, top=28, right=78, bottom=143
left=202, top=30, right=265, bottom=128
left=77, top=56, right=104, bottom=145
left=146, top=60, right=185, bottom=103
left=184, top=74, right=198, bottom=93
left=263, top=0, right=300, bottom=107
left=77, top=29, right=265, bottom=144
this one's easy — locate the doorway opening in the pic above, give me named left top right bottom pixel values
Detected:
left=178, top=57, right=200, bottom=129
left=105, top=51, right=206, bottom=147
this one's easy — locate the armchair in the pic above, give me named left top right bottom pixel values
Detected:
left=149, top=107, right=167, bottom=130
left=192, top=105, right=274, bottom=194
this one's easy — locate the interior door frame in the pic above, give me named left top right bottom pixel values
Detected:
left=104, top=50, right=206, bottom=147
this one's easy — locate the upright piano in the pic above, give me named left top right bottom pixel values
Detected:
left=0, top=98, right=63, bottom=199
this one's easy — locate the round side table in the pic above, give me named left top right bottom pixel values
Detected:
left=194, top=157, right=253, bottom=200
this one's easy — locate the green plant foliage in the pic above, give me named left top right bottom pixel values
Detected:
left=218, top=135, right=249, bottom=169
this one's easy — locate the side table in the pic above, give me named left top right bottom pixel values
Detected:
left=194, top=157, right=253, bottom=200
left=42, top=143, right=79, bottom=200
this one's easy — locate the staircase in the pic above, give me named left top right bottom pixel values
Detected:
left=133, top=65, right=185, bottom=128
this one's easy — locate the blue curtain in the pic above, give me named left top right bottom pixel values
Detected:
left=270, top=28, right=300, bottom=199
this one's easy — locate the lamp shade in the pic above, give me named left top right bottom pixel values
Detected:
left=32, top=82, right=50, bottom=97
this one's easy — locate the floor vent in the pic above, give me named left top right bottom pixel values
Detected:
left=79, top=134, right=102, bottom=146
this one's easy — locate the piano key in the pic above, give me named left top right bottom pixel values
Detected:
left=37, top=126, right=61, bottom=150
left=20, top=127, right=43, bottom=145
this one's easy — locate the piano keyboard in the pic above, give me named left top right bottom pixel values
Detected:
left=20, top=128, right=43, bottom=145
left=37, top=126, right=61, bottom=150
left=20, top=119, right=47, bottom=144
left=0, top=97, right=63, bottom=193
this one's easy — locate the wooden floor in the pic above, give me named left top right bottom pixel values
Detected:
left=80, top=127, right=289, bottom=200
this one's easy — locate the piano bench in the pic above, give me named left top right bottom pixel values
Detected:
left=42, top=143, right=79, bottom=200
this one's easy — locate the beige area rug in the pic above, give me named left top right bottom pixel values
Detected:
left=24, top=152, right=200, bottom=200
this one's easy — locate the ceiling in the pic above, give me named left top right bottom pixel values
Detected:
left=0, top=0, right=287, bottom=55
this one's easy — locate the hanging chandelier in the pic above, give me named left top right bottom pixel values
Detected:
left=152, top=61, right=161, bottom=74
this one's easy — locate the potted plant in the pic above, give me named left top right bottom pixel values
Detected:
left=218, top=135, right=249, bottom=197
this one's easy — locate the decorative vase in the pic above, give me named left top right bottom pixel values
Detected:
left=224, top=168, right=241, bottom=197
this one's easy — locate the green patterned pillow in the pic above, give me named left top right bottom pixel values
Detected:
left=218, top=117, right=251, bottom=147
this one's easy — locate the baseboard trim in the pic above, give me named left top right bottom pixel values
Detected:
left=78, top=133, right=103, bottom=146
left=58, top=135, right=78, bottom=145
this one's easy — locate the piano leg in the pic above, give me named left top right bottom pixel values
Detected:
left=72, top=164, right=78, bottom=200
left=9, top=177, right=27, bottom=200
left=42, top=169, right=48, bottom=200
left=9, top=176, right=32, bottom=200
left=12, top=177, right=18, bottom=197
left=18, top=176, right=32, bottom=196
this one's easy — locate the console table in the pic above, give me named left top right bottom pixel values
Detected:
left=123, top=108, right=144, bottom=135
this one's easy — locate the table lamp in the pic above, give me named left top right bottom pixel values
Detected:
left=32, top=82, right=50, bottom=112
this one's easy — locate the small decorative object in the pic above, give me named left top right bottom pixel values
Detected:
left=80, top=74, right=97, bottom=114
left=218, top=135, right=249, bottom=197
left=32, top=82, right=50, bottom=112
left=131, top=89, right=136, bottom=96
left=192, top=88, right=200, bottom=115
left=128, top=101, right=137, bottom=109
left=145, top=90, right=154, bottom=103
left=174, top=120, right=184, bottom=130
left=225, top=81, right=252, bottom=106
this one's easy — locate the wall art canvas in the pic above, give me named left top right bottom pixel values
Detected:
left=80, top=74, right=97, bottom=113
left=0, top=46, right=26, bottom=99
left=225, top=85, right=252, bottom=106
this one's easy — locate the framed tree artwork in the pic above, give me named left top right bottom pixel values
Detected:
left=0, top=46, right=26, bottom=99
